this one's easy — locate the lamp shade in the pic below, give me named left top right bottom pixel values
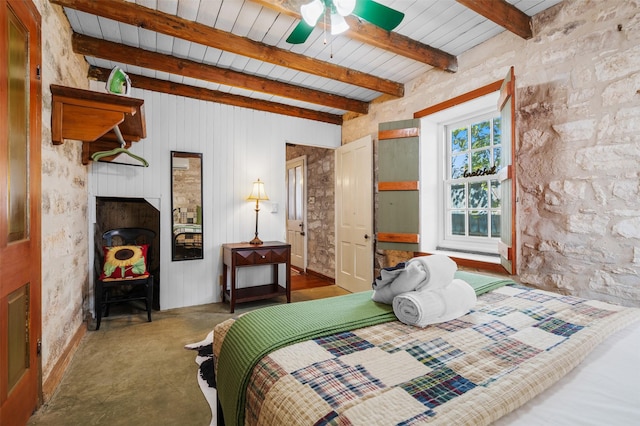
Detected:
left=247, top=179, right=269, bottom=201
left=301, top=0, right=324, bottom=26
left=334, top=0, right=356, bottom=16
left=330, top=12, right=349, bottom=35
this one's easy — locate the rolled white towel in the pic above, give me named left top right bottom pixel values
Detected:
left=372, top=261, right=427, bottom=304
left=392, top=279, right=477, bottom=327
left=409, top=254, right=458, bottom=291
left=371, top=255, right=457, bottom=304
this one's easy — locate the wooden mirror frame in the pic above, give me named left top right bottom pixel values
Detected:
left=171, top=151, right=203, bottom=261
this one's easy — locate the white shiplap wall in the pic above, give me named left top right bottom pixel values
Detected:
left=88, top=82, right=341, bottom=310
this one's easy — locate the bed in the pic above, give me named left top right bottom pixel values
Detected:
left=173, top=224, right=202, bottom=247
left=173, top=206, right=202, bottom=255
left=172, top=223, right=202, bottom=258
left=211, top=271, right=640, bottom=425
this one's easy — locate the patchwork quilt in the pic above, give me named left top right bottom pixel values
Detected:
left=214, top=285, right=639, bottom=425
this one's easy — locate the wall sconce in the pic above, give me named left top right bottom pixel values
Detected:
left=247, top=178, right=269, bottom=245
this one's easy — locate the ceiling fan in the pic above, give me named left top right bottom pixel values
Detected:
left=286, top=0, right=405, bottom=44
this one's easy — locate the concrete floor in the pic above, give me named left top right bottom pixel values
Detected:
left=28, top=285, right=348, bottom=426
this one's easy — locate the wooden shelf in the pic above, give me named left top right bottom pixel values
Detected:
left=50, top=85, right=146, bottom=165
left=224, top=283, right=286, bottom=304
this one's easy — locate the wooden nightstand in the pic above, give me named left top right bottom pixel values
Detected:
left=221, top=241, right=291, bottom=313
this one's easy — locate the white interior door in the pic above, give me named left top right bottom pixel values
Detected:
left=286, top=156, right=306, bottom=270
left=335, top=135, right=373, bottom=292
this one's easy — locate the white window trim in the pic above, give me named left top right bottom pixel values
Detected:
left=419, top=91, right=500, bottom=260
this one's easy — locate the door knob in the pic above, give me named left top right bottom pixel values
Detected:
left=364, top=234, right=370, bottom=239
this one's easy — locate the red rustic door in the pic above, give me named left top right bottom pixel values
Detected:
left=0, top=0, right=42, bottom=424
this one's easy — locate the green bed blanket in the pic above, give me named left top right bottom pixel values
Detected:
left=217, top=271, right=515, bottom=426
left=453, top=270, right=515, bottom=294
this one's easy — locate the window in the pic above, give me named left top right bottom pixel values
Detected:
left=418, top=90, right=501, bottom=258
left=444, top=113, right=501, bottom=252
left=416, top=68, right=516, bottom=271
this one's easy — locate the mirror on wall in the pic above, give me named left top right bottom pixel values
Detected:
left=171, top=151, right=203, bottom=261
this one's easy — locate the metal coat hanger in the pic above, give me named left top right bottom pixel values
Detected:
left=91, top=125, right=149, bottom=167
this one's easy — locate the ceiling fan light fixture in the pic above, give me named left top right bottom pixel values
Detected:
left=330, top=12, right=349, bottom=35
left=333, top=0, right=356, bottom=16
left=301, top=0, right=324, bottom=26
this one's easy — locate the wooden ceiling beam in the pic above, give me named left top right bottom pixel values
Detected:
left=51, top=0, right=403, bottom=97
left=344, top=17, right=458, bottom=73
left=456, top=0, right=533, bottom=39
left=87, top=66, right=343, bottom=125
left=72, top=34, right=369, bottom=114
left=253, top=0, right=458, bottom=72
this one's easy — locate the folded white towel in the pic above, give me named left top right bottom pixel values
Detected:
left=392, top=279, right=477, bottom=327
left=409, top=254, right=457, bottom=290
left=372, top=262, right=406, bottom=290
left=371, top=255, right=458, bottom=304
left=372, top=261, right=426, bottom=304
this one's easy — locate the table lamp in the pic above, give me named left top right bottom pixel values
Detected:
left=247, top=178, right=269, bottom=245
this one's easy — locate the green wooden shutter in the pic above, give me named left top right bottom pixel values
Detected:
left=498, top=67, right=516, bottom=274
left=377, top=119, right=420, bottom=251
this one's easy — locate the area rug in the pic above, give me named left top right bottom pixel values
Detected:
left=185, top=331, right=217, bottom=426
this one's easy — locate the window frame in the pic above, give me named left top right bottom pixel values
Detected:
left=417, top=86, right=501, bottom=258
left=442, top=110, right=502, bottom=254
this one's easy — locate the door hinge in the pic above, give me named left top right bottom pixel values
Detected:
left=37, top=339, right=42, bottom=356
left=36, top=65, right=41, bottom=80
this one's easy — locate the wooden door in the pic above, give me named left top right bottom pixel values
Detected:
left=286, top=156, right=306, bottom=270
left=0, top=0, right=42, bottom=424
left=335, top=135, right=373, bottom=293
left=497, top=66, right=517, bottom=274
left=377, top=120, right=421, bottom=251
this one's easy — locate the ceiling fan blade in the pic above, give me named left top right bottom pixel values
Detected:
left=353, top=0, right=405, bottom=31
left=286, top=20, right=315, bottom=44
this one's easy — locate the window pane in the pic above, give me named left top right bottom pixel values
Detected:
left=295, top=165, right=303, bottom=221
left=287, top=169, right=295, bottom=220
left=491, top=211, right=501, bottom=237
left=450, top=184, right=465, bottom=208
left=469, top=210, right=487, bottom=237
left=451, top=127, right=468, bottom=152
left=471, top=149, right=490, bottom=172
left=471, top=120, right=490, bottom=148
left=443, top=110, right=501, bottom=252
left=451, top=210, right=466, bottom=235
left=469, top=182, right=488, bottom=208
left=491, top=180, right=501, bottom=208
left=8, top=14, right=29, bottom=243
left=451, top=153, right=468, bottom=179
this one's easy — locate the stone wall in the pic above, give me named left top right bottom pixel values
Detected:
left=172, top=156, right=202, bottom=209
left=343, top=0, right=640, bottom=306
left=286, top=144, right=336, bottom=278
left=34, top=0, right=90, bottom=386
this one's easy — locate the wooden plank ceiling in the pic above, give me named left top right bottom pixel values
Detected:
left=52, top=0, right=562, bottom=125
